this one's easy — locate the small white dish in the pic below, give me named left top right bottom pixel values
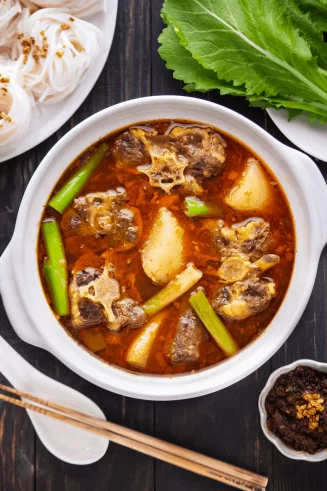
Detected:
left=0, top=334, right=109, bottom=464
left=259, top=359, right=327, bottom=462
left=267, top=108, right=327, bottom=162
left=0, top=0, right=118, bottom=163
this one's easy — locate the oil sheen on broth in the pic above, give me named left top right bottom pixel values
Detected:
left=38, top=120, right=295, bottom=375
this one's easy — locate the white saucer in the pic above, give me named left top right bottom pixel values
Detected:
left=267, top=108, right=327, bottom=162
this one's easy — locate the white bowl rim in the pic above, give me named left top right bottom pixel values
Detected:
left=2, top=95, right=327, bottom=400
left=259, top=359, right=327, bottom=461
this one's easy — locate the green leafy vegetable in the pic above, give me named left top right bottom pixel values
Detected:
left=297, top=0, right=327, bottom=32
left=281, top=0, right=327, bottom=71
left=159, top=0, right=327, bottom=123
left=249, top=94, right=327, bottom=123
left=158, top=25, right=247, bottom=95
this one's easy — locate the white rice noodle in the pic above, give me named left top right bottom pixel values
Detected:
left=0, top=65, right=32, bottom=152
left=12, top=8, right=103, bottom=104
left=0, top=46, right=14, bottom=65
left=0, top=0, right=22, bottom=47
left=20, top=0, right=105, bottom=19
left=19, top=0, right=38, bottom=8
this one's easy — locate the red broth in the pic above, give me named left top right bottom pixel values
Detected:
left=38, top=120, right=295, bottom=375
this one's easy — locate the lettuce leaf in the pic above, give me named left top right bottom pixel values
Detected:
left=159, top=24, right=327, bottom=119
left=296, top=0, right=327, bottom=32
left=158, top=25, right=327, bottom=121
left=249, top=94, right=327, bottom=123
left=161, top=0, right=327, bottom=122
left=158, top=25, right=247, bottom=95
left=281, top=0, right=327, bottom=70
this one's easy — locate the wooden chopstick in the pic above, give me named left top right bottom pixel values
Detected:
left=0, top=384, right=266, bottom=489
left=0, top=384, right=267, bottom=491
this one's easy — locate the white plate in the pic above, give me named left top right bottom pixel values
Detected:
left=0, top=0, right=118, bottom=164
left=267, top=108, right=327, bottom=162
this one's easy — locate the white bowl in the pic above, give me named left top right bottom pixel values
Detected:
left=259, top=360, right=327, bottom=462
left=1, top=96, right=327, bottom=401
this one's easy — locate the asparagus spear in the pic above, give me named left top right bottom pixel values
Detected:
left=42, top=219, right=69, bottom=316
left=142, top=264, right=203, bottom=317
left=49, top=143, right=109, bottom=213
left=184, top=196, right=224, bottom=218
left=189, top=290, right=239, bottom=357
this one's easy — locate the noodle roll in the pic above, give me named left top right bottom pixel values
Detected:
left=0, top=0, right=22, bottom=47
left=12, top=8, right=103, bottom=103
left=20, top=0, right=105, bottom=19
left=0, top=65, right=32, bottom=151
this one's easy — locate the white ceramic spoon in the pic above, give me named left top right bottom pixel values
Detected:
left=0, top=335, right=109, bottom=464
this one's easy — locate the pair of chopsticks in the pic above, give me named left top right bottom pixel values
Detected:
left=0, top=383, right=267, bottom=491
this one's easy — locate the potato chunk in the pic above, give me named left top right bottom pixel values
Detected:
left=141, top=207, right=185, bottom=284
left=126, top=312, right=165, bottom=369
left=225, top=158, right=272, bottom=211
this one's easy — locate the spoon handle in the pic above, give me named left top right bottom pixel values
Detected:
left=0, top=334, right=109, bottom=464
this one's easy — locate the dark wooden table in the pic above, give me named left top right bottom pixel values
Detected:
left=1, top=2, right=327, bottom=490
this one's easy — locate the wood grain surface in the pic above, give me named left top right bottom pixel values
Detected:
left=0, top=1, right=327, bottom=490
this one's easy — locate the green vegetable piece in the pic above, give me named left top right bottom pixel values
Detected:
left=184, top=196, right=224, bottom=218
left=281, top=0, right=327, bottom=71
left=160, top=0, right=327, bottom=123
left=42, top=220, right=69, bottom=316
left=142, top=264, right=203, bottom=317
left=158, top=25, right=246, bottom=95
left=297, top=0, right=327, bottom=33
left=49, top=143, right=109, bottom=213
left=249, top=93, right=327, bottom=123
left=189, top=290, right=239, bottom=357
left=159, top=23, right=327, bottom=121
